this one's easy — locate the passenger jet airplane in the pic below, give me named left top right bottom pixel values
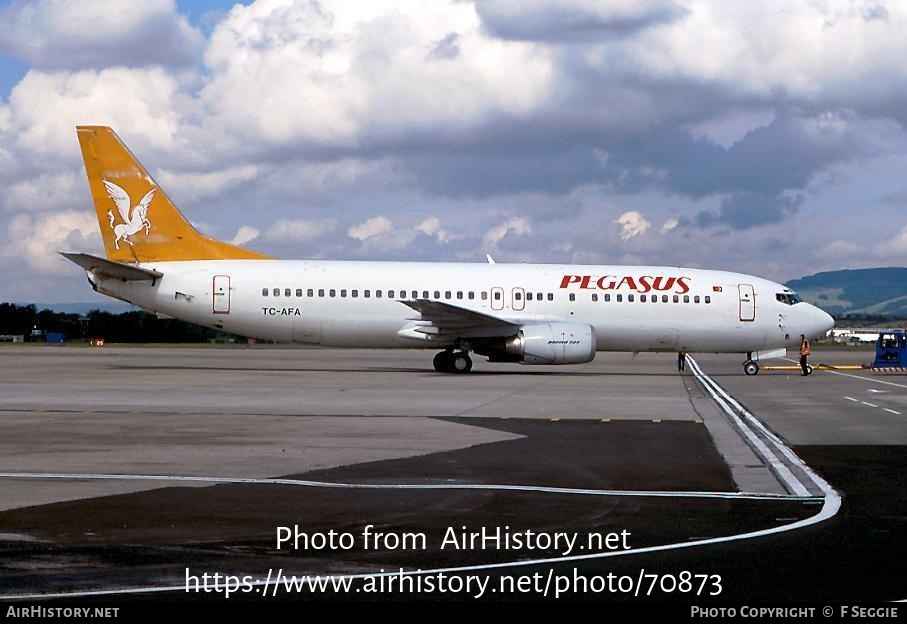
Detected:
left=63, top=126, right=834, bottom=374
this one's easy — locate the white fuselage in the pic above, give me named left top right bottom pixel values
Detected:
left=88, top=260, right=834, bottom=356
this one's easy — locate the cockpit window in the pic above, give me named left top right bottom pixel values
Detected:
left=775, top=292, right=803, bottom=305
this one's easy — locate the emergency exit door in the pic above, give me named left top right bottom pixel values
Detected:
left=213, top=275, right=231, bottom=314
left=512, top=287, right=525, bottom=311
left=738, top=284, right=755, bottom=321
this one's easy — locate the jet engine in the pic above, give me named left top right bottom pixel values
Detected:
left=495, top=322, right=597, bottom=365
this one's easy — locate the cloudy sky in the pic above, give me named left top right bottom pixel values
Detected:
left=1, top=0, right=906, bottom=303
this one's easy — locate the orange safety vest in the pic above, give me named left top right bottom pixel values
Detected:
left=800, top=340, right=811, bottom=356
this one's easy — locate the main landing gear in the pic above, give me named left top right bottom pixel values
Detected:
left=433, top=349, right=473, bottom=374
left=743, top=352, right=759, bottom=376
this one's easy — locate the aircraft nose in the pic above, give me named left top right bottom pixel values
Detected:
left=809, top=304, right=834, bottom=337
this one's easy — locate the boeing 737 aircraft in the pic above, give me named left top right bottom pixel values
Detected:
left=63, top=126, right=834, bottom=374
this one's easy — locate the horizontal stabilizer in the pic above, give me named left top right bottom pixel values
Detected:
left=60, top=252, right=163, bottom=281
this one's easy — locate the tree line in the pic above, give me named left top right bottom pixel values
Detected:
left=0, top=303, right=234, bottom=343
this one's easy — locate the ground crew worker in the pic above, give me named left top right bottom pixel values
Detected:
left=677, top=351, right=686, bottom=372
left=799, top=334, right=811, bottom=376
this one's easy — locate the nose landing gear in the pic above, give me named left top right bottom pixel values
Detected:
left=433, top=349, right=473, bottom=373
left=743, top=360, right=760, bottom=375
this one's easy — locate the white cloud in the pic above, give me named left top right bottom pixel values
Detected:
left=4, top=211, right=100, bottom=272
left=347, top=216, right=394, bottom=241
left=266, top=218, right=337, bottom=243
left=2, top=172, right=80, bottom=213
left=612, top=1, right=907, bottom=106
left=877, top=224, right=907, bottom=258
left=615, top=210, right=651, bottom=240
left=484, top=216, right=530, bottom=248
left=0, top=0, right=203, bottom=70
left=7, top=67, right=184, bottom=161
left=660, top=217, right=678, bottom=233
left=156, top=165, right=260, bottom=202
left=346, top=215, right=394, bottom=240
left=821, top=240, right=864, bottom=259
left=416, top=216, right=452, bottom=243
left=200, top=0, right=552, bottom=146
left=230, top=225, right=260, bottom=246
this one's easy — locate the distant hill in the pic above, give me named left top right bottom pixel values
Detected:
left=786, top=267, right=907, bottom=317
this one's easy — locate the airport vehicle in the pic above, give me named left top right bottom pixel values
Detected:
left=872, top=329, right=907, bottom=372
left=63, top=126, right=834, bottom=374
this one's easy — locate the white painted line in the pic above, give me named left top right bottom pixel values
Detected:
left=0, top=483, right=839, bottom=602
left=884, top=408, right=901, bottom=415
left=689, top=357, right=840, bottom=510
left=783, top=358, right=907, bottom=389
left=827, top=370, right=907, bottom=389
left=686, top=358, right=810, bottom=497
left=844, top=396, right=859, bottom=402
left=0, top=471, right=804, bottom=502
left=861, top=401, right=879, bottom=408
left=867, top=389, right=888, bottom=394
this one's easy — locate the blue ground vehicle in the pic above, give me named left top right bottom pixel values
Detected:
left=872, top=329, right=907, bottom=371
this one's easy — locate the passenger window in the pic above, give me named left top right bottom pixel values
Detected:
left=641, top=295, right=647, bottom=302
left=329, top=289, right=336, bottom=298
left=295, top=289, right=302, bottom=297
left=604, top=294, right=611, bottom=302
left=547, top=293, right=553, bottom=301
left=592, top=294, right=598, bottom=302
left=423, top=291, right=429, bottom=299
left=628, top=294, right=635, bottom=302
left=515, top=292, right=522, bottom=300
left=673, top=295, right=679, bottom=303
left=494, top=291, right=501, bottom=301
left=705, top=295, right=711, bottom=304
left=683, top=295, right=689, bottom=303
left=318, top=289, right=325, bottom=297
left=569, top=293, right=576, bottom=302
left=526, top=292, right=533, bottom=301
left=388, top=290, right=395, bottom=298
left=617, top=294, right=623, bottom=302
left=411, top=291, right=417, bottom=299
left=651, top=296, right=657, bottom=303
left=307, top=288, right=314, bottom=297
left=284, top=288, right=291, bottom=297
left=352, top=290, right=358, bottom=298
left=694, top=295, right=700, bottom=303
left=468, top=291, right=475, bottom=300
left=445, top=291, right=451, bottom=299
left=364, top=290, right=370, bottom=298
left=273, top=288, right=280, bottom=297
left=340, top=289, right=346, bottom=297
left=662, top=295, right=668, bottom=303
left=457, top=291, right=463, bottom=299
left=262, top=288, right=268, bottom=296
left=481, top=292, right=488, bottom=301
left=434, top=291, right=440, bottom=299
left=376, top=290, right=382, bottom=298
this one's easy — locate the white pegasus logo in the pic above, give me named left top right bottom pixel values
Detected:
left=103, top=180, right=155, bottom=250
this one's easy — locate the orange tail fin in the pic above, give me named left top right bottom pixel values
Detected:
left=76, top=126, right=271, bottom=262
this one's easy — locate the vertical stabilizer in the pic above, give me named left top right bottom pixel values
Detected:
left=76, top=126, right=271, bottom=262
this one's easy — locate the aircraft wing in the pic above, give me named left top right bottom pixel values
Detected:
left=399, top=299, right=519, bottom=339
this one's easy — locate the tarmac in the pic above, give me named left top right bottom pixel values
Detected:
left=0, top=345, right=902, bottom=601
